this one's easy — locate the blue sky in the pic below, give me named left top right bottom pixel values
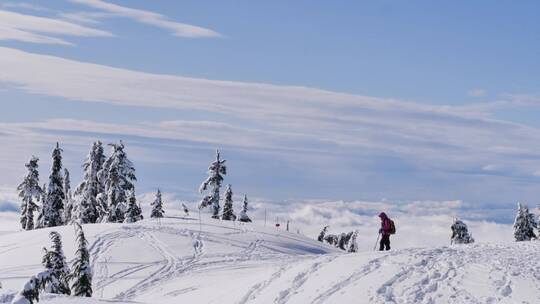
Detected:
left=0, top=0, right=540, bottom=223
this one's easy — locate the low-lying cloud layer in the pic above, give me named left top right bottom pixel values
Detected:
left=0, top=188, right=515, bottom=251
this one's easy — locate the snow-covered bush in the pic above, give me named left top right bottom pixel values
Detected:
left=11, top=271, right=50, bottom=304
left=347, top=231, right=359, bottom=253
left=238, top=195, right=252, bottom=223
left=317, top=226, right=328, bottom=242
left=318, top=226, right=357, bottom=251
left=451, top=218, right=474, bottom=244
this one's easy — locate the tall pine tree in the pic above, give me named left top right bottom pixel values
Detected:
left=238, top=195, right=252, bottom=223
left=69, top=223, right=92, bottom=297
left=38, top=143, right=65, bottom=228
left=199, top=150, right=226, bottom=219
left=42, top=231, right=70, bottom=295
left=17, top=156, right=43, bottom=230
left=150, top=189, right=165, bottom=219
left=221, top=185, right=236, bottom=221
left=75, top=142, right=106, bottom=223
left=513, top=202, right=537, bottom=241
left=98, top=142, right=136, bottom=223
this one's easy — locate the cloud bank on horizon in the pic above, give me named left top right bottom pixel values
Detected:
left=0, top=1, right=539, bottom=225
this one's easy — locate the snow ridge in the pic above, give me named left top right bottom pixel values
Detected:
left=1, top=218, right=540, bottom=304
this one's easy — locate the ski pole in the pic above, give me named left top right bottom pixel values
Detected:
left=373, top=232, right=381, bottom=251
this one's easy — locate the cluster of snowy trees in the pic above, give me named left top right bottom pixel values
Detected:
left=18, top=141, right=145, bottom=230
left=317, top=226, right=358, bottom=252
left=12, top=224, right=92, bottom=304
left=18, top=145, right=254, bottom=230
left=198, top=150, right=252, bottom=223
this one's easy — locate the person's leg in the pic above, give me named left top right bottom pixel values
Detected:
left=385, top=236, right=391, bottom=251
left=379, top=235, right=385, bottom=251
left=381, top=235, right=389, bottom=251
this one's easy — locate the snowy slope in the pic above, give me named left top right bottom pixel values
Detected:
left=1, top=216, right=540, bottom=304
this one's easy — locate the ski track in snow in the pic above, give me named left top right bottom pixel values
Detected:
left=274, top=254, right=339, bottom=304
left=238, top=262, right=293, bottom=304
left=113, top=230, right=182, bottom=300
left=95, top=225, right=268, bottom=301
left=311, top=252, right=395, bottom=304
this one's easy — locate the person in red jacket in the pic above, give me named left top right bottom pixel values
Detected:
left=378, top=212, right=392, bottom=251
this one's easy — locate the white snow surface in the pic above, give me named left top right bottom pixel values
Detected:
left=1, top=216, right=540, bottom=304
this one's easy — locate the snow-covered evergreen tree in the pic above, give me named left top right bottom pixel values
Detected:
left=38, top=143, right=65, bottom=228
left=337, top=232, right=352, bottom=250
left=69, top=223, right=92, bottom=297
left=150, top=189, right=165, bottom=219
left=124, top=190, right=143, bottom=223
left=63, top=168, right=74, bottom=224
left=74, top=142, right=106, bottom=224
left=11, top=272, right=48, bottom=304
left=238, top=195, right=252, bottom=223
left=513, top=202, right=537, bottom=241
left=42, top=231, right=70, bottom=295
left=98, top=142, right=136, bottom=223
left=317, top=226, right=328, bottom=242
left=221, top=185, right=236, bottom=221
left=17, top=156, right=43, bottom=230
left=199, top=150, right=226, bottom=219
left=451, top=218, right=475, bottom=244
left=347, top=230, right=359, bottom=253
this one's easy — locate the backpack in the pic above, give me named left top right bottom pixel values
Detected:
left=389, top=219, right=396, bottom=234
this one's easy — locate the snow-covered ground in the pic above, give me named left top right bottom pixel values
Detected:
left=1, top=216, right=539, bottom=304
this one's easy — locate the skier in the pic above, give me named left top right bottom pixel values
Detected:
left=378, top=212, right=394, bottom=251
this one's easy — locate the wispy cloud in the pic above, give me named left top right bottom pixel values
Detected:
left=0, top=2, right=52, bottom=12
left=1, top=47, right=540, bottom=205
left=69, top=0, right=221, bottom=38
left=1, top=47, right=540, bottom=163
left=468, top=88, right=487, bottom=97
left=59, top=11, right=114, bottom=25
left=0, top=9, right=113, bottom=45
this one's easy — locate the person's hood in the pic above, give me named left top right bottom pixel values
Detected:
left=378, top=212, right=387, bottom=219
